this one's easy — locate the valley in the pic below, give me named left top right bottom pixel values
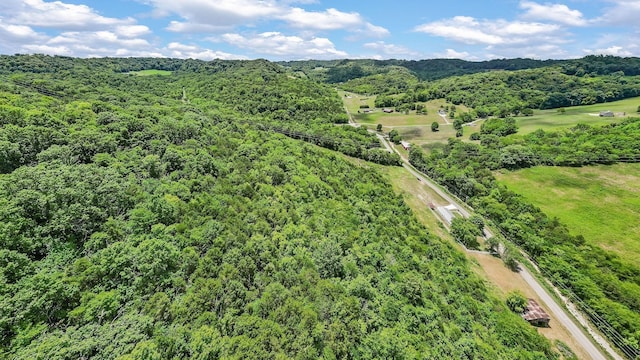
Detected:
left=1, top=54, right=639, bottom=359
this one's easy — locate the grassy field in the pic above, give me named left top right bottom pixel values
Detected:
left=340, top=91, right=481, bottom=149
left=129, top=69, right=172, bottom=76
left=516, top=96, right=640, bottom=134
left=496, top=163, right=640, bottom=264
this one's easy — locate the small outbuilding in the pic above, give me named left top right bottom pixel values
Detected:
left=383, top=108, right=394, bottom=113
left=400, top=141, right=411, bottom=150
left=522, top=299, right=551, bottom=327
left=599, top=110, right=614, bottom=117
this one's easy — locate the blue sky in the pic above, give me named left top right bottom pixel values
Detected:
left=0, top=0, right=638, bottom=60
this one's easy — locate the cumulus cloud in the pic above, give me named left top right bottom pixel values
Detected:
left=0, top=20, right=48, bottom=53
left=2, top=0, right=134, bottom=30
left=520, top=1, right=587, bottom=26
left=150, top=0, right=282, bottom=30
left=220, top=32, right=347, bottom=59
left=415, top=16, right=560, bottom=45
left=115, top=25, right=152, bottom=38
left=584, top=45, right=633, bottom=57
left=145, top=0, right=387, bottom=37
left=363, top=41, right=418, bottom=58
left=596, top=0, right=640, bottom=26
left=435, top=48, right=473, bottom=60
left=280, top=8, right=364, bottom=30
left=0, top=0, right=163, bottom=58
left=166, top=42, right=247, bottom=60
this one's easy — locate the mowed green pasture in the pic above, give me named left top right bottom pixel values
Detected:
left=129, top=69, right=173, bottom=76
left=516, top=96, right=640, bottom=134
left=496, top=163, right=640, bottom=264
left=339, top=91, right=480, bottom=148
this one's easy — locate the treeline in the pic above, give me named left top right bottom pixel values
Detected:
left=281, top=55, right=640, bottom=83
left=279, top=57, right=562, bottom=82
left=0, top=55, right=555, bottom=358
left=409, top=118, right=640, bottom=357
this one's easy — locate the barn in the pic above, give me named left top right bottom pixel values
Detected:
left=522, top=298, right=551, bottom=327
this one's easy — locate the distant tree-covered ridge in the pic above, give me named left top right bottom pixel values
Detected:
left=280, top=55, right=640, bottom=82
left=0, top=55, right=555, bottom=359
left=282, top=55, right=640, bottom=118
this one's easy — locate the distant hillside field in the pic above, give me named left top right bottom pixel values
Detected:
left=496, top=163, right=640, bottom=264
left=516, top=96, right=640, bottom=134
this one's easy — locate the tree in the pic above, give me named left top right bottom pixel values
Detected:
left=376, top=124, right=383, bottom=132
left=389, top=129, right=401, bottom=144
left=450, top=218, right=481, bottom=249
left=521, top=108, right=534, bottom=116
left=431, top=122, right=439, bottom=132
left=637, top=105, right=640, bottom=113
left=506, top=291, right=528, bottom=313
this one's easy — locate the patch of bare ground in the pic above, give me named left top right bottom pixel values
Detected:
left=469, top=253, right=589, bottom=360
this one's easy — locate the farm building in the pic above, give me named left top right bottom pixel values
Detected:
left=522, top=299, right=551, bottom=327
left=400, top=141, right=411, bottom=150
left=435, top=204, right=460, bottom=225
left=599, top=110, right=614, bottom=117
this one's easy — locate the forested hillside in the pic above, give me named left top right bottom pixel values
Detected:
left=0, top=55, right=555, bottom=359
left=285, top=55, right=640, bottom=119
left=280, top=57, right=562, bottom=83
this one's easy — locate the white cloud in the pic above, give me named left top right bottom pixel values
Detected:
left=146, top=0, right=387, bottom=37
left=596, top=0, right=640, bottom=26
left=279, top=8, right=363, bottom=30
left=435, top=48, right=473, bottom=60
left=415, top=16, right=560, bottom=45
left=4, top=0, right=134, bottom=30
left=520, top=1, right=587, bottom=26
left=147, top=0, right=284, bottom=30
left=166, top=42, right=247, bottom=60
left=0, top=19, right=49, bottom=53
left=115, top=25, right=152, bottom=38
left=415, top=16, right=503, bottom=45
left=415, top=16, right=570, bottom=58
left=220, top=32, right=347, bottom=59
left=20, top=44, right=71, bottom=55
left=363, top=41, right=418, bottom=58
left=584, top=45, right=633, bottom=57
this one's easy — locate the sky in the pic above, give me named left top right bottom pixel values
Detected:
left=0, top=0, right=638, bottom=61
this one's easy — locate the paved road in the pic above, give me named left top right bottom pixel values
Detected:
left=376, top=133, right=611, bottom=360
left=345, top=99, right=615, bottom=360
left=519, top=267, right=609, bottom=360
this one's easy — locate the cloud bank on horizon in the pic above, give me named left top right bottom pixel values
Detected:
left=0, top=0, right=638, bottom=61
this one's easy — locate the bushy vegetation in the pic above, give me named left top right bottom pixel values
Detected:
left=0, top=55, right=556, bottom=359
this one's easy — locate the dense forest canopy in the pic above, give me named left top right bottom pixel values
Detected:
left=0, top=55, right=556, bottom=359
